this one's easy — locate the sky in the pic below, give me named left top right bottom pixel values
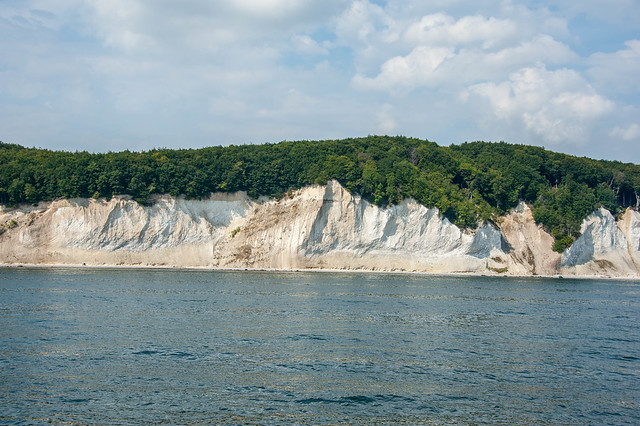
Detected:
left=1, top=1, right=640, bottom=163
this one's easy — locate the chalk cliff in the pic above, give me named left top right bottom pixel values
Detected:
left=1, top=180, right=639, bottom=277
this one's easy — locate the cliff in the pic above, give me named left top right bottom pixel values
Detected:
left=1, top=180, right=639, bottom=277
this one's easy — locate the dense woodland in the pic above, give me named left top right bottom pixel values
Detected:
left=2, top=136, right=640, bottom=251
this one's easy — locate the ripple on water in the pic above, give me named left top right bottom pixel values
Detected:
left=0, top=268, right=638, bottom=425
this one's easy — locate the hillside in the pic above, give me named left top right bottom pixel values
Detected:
left=1, top=136, right=640, bottom=251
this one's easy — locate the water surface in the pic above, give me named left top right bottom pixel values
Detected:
left=1, top=268, right=639, bottom=424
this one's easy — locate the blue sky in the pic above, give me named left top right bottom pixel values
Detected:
left=1, top=0, right=639, bottom=162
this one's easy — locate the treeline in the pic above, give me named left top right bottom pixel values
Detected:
left=1, top=136, right=639, bottom=251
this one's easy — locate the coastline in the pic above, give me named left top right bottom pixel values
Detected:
left=2, top=262, right=639, bottom=282
left=3, top=181, right=640, bottom=280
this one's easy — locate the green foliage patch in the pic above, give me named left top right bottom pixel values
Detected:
left=2, top=136, right=639, bottom=250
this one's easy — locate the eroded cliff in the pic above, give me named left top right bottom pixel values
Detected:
left=1, top=180, right=639, bottom=277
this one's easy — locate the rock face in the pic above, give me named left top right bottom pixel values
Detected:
left=212, top=181, right=506, bottom=272
left=562, top=208, right=626, bottom=266
left=560, top=207, right=640, bottom=276
left=1, top=180, right=639, bottom=277
left=497, top=202, right=561, bottom=276
left=618, top=209, right=640, bottom=270
left=0, top=193, right=252, bottom=267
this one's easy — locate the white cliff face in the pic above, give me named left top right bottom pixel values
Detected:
left=44, top=194, right=252, bottom=251
left=214, top=181, right=505, bottom=273
left=309, top=182, right=507, bottom=272
left=561, top=208, right=627, bottom=267
left=1, top=192, right=254, bottom=267
left=302, top=182, right=470, bottom=257
left=554, top=207, right=640, bottom=277
left=614, top=208, right=640, bottom=271
left=1, top=181, right=639, bottom=277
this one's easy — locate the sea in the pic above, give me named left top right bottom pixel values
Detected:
left=1, top=267, right=639, bottom=425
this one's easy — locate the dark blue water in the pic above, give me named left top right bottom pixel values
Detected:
left=1, top=268, right=639, bottom=424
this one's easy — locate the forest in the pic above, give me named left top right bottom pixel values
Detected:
left=2, top=136, right=639, bottom=252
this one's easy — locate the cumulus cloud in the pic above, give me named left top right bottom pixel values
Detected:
left=588, top=40, right=640, bottom=94
left=84, top=0, right=350, bottom=57
left=403, top=13, right=520, bottom=48
left=352, top=45, right=455, bottom=91
left=353, top=34, right=575, bottom=92
left=611, top=123, right=640, bottom=142
left=1, top=0, right=639, bottom=161
left=351, top=10, right=576, bottom=92
left=291, top=35, right=330, bottom=55
left=464, top=66, right=614, bottom=144
left=334, top=0, right=394, bottom=45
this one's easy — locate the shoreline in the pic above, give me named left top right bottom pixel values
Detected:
left=2, top=262, right=639, bottom=282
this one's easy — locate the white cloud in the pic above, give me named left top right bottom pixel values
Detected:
left=351, top=9, right=575, bottom=92
left=403, top=13, right=520, bottom=48
left=352, top=45, right=455, bottom=91
left=611, top=123, right=640, bottom=141
left=588, top=39, right=640, bottom=94
left=291, top=35, right=329, bottom=55
left=479, top=35, right=575, bottom=70
left=522, top=92, right=614, bottom=143
left=85, top=0, right=349, bottom=54
left=465, top=66, right=614, bottom=144
left=334, top=0, right=394, bottom=45
left=332, top=0, right=401, bottom=75
left=232, top=0, right=317, bottom=17
left=1, top=0, right=639, bottom=162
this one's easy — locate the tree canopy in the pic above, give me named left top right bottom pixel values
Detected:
left=2, top=136, right=639, bottom=251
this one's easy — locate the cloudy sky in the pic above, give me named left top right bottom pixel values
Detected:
left=1, top=1, right=639, bottom=162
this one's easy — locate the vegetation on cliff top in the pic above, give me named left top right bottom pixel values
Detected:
left=2, top=136, right=639, bottom=251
